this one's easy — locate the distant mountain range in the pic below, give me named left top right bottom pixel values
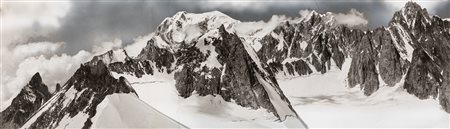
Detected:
left=1, top=2, right=449, bottom=129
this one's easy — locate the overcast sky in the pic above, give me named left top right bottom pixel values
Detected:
left=1, top=0, right=449, bottom=109
left=4, top=0, right=450, bottom=54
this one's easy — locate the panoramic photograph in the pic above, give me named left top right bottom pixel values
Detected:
left=1, top=0, right=449, bottom=128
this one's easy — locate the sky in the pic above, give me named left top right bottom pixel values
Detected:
left=0, top=0, right=449, bottom=109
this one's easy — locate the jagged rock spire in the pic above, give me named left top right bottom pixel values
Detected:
left=390, top=1, right=431, bottom=29
left=0, top=73, right=52, bottom=129
left=29, top=72, right=43, bottom=86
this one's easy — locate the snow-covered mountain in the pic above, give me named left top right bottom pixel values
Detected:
left=3, top=10, right=308, bottom=129
left=252, top=1, right=450, bottom=112
left=1, top=1, right=449, bottom=129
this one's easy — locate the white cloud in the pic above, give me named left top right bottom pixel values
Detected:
left=200, top=0, right=269, bottom=12
left=92, top=39, right=123, bottom=55
left=299, top=10, right=313, bottom=19
left=13, top=42, right=65, bottom=59
left=1, top=2, right=71, bottom=31
left=124, top=33, right=154, bottom=57
left=299, top=8, right=368, bottom=28
left=198, top=0, right=314, bottom=12
left=331, top=9, right=368, bottom=27
left=1, top=1, right=71, bottom=51
left=0, top=1, right=73, bottom=110
left=0, top=1, right=155, bottom=111
left=235, top=15, right=292, bottom=36
left=1, top=1, right=72, bottom=73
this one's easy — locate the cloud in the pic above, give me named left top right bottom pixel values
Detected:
left=49, top=2, right=168, bottom=54
left=0, top=1, right=75, bottom=110
left=234, top=15, right=293, bottom=36
left=15, top=0, right=447, bottom=56
left=1, top=1, right=71, bottom=31
left=299, top=10, right=313, bottom=19
left=331, top=8, right=369, bottom=28
left=298, top=8, right=368, bottom=28
left=1, top=1, right=72, bottom=74
left=1, top=50, right=93, bottom=110
left=92, top=39, right=123, bottom=55
left=198, top=0, right=274, bottom=12
left=124, top=33, right=154, bottom=57
left=1, top=1, right=71, bottom=49
left=13, top=42, right=65, bottom=59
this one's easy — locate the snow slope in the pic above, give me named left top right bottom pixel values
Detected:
left=111, top=72, right=303, bottom=128
left=92, top=93, right=187, bottom=128
left=279, top=58, right=449, bottom=128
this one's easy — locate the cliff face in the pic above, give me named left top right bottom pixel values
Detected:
left=174, top=25, right=298, bottom=119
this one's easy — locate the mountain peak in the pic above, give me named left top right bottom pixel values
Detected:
left=404, top=1, right=422, bottom=9
left=0, top=72, right=52, bottom=129
left=157, top=10, right=236, bottom=33
left=402, top=1, right=426, bottom=16
left=389, top=1, right=431, bottom=28
left=29, top=72, right=43, bottom=85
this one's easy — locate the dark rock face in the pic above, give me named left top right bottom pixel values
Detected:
left=24, top=60, right=137, bottom=129
left=439, top=70, right=450, bottom=113
left=347, top=35, right=380, bottom=96
left=0, top=73, right=52, bottom=129
left=173, top=43, right=212, bottom=98
left=378, top=31, right=404, bottom=86
left=284, top=60, right=313, bottom=76
left=86, top=50, right=155, bottom=78
left=404, top=48, right=442, bottom=99
left=138, top=39, right=175, bottom=73
left=108, top=59, right=154, bottom=78
left=213, top=25, right=277, bottom=113
left=353, top=2, right=450, bottom=111
left=255, top=14, right=367, bottom=78
left=394, top=2, right=450, bottom=112
left=54, top=83, right=61, bottom=94
left=172, top=25, right=296, bottom=119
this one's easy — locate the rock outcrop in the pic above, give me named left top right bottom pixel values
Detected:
left=0, top=73, right=52, bottom=129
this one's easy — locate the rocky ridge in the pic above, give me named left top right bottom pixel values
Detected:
left=20, top=60, right=137, bottom=129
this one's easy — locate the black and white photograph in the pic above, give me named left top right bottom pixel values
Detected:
left=0, top=0, right=449, bottom=128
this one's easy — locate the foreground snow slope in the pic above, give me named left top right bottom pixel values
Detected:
left=279, top=59, right=449, bottom=128
left=92, top=93, right=187, bottom=128
left=112, top=72, right=305, bottom=128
